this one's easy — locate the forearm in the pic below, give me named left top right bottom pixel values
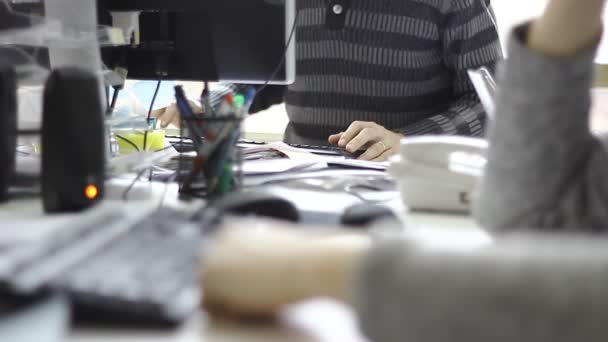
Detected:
left=400, top=94, right=486, bottom=137
left=475, top=23, right=599, bottom=230
left=528, top=0, right=604, bottom=57
left=355, top=237, right=608, bottom=342
left=300, top=235, right=371, bottom=304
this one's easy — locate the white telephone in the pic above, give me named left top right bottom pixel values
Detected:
left=389, top=136, right=488, bottom=214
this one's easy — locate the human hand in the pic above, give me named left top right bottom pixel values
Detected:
left=528, top=0, right=605, bottom=57
left=201, top=219, right=370, bottom=319
left=328, top=121, right=403, bottom=161
left=150, top=100, right=202, bottom=128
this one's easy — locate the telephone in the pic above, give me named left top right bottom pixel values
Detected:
left=468, top=66, right=496, bottom=120
left=389, top=136, right=488, bottom=214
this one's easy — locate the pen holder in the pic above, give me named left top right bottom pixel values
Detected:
left=177, top=114, right=243, bottom=199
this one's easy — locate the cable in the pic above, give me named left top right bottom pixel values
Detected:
left=154, top=145, right=177, bottom=153
left=201, top=81, right=214, bottom=116
left=157, top=171, right=177, bottom=210
left=109, top=86, right=120, bottom=114
left=122, top=168, right=148, bottom=201
left=143, top=79, right=162, bottom=151
left=114, top=134, right=140, bottom=152
left=105, top=86, right=110, bottom=110
left=252, top=9, right=300, bottom=104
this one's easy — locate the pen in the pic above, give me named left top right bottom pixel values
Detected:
left=216, top=94, right=234, bottom=116
left=202, top=81, right=214, bottom=116
left=204, top=128, right=237, bottom=194
left=174, top=86, right=204, bottom=146
left=242, top=86, right=256, bottom=116
left=233, top=94, right=245, bottom=116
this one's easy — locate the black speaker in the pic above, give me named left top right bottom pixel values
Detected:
left=41, top=67, right=105, bottom=212
left=0, top=67, right=17, bottom=202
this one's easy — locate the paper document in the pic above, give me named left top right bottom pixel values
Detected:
left=243, top=168, right=388, bottom=187
left=241, top=141, right=389, bottom=170
left=327, top=159, right=388, bottom=171
left=241, top=159, right=326, bottom=175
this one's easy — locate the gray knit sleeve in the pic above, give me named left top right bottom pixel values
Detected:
left=473, top=23, right=608, bottom=231
left=354, top=236, right=608, bottom=342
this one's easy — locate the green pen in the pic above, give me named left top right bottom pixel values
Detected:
left=217, top=162, right=233, bottom=194
left=233, top=94, right=245, bottom=115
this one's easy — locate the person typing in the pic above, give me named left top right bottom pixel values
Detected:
left=200, top=1, right=608, bottom=341
left=153, top=0, right=502, bottom=161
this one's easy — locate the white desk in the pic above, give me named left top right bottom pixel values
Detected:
left=0, top=176, right=485, bottom=342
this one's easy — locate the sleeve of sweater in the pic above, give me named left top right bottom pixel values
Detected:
left=399, top=0, right=503, bottom=137
left=473, top=23, right=608, bottom=231
left=353, top=236, right=608, bottom=342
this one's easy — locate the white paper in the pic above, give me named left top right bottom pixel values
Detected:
left=241, top=141, right=389, bottom=170
left=243, top=168, right=387, bottom=187
left=241, top=159, right=326, bottom=175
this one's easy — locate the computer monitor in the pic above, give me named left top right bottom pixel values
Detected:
left=8, top=0, right=296, bottom=84
left=100, top=0, right=296, bottom=84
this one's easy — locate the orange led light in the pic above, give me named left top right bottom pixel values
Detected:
left=85, top=185, right=99, bottom=200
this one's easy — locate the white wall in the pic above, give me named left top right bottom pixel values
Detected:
left=491, top=0, right=548, bottom=52
left=491, top=0, right=608, bottom=62
left=489, top=0, right=608, bottom=132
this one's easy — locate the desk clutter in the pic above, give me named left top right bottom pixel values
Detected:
left=0, top=2, right=489, bottom=336
left=1, top=66, right=105, bottom=213
left=173, top=84, right=249, bottom=199
left=0, top=0, right=407, bottom=337
left=0, top=204, right=216, bottom=326
left=0, top=191, right=399, bottom=327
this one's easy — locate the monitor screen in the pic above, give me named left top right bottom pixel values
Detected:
left=101, top=0, right=296, bottom=84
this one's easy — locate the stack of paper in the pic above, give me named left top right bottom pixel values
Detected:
left=240, top=141, right=389, bottom=171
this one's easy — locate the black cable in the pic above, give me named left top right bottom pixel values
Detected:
left=122, top=147, right=177, bottom=202
left=154, top=145, right=177, bottom=153
left=252, top=9, right=300, bottom=103
left=143, top=79, right=162, bottom=151
left=122, top=168, right=148, bottom=201
left=105, top=86, right=110, bottom=111
left=201, top=81, right=213, bottom=116
left=157, top=171, right=177, bottom=210
left=109, top=86, right=120, bottom=114
left=114, top=134, right=140, bottom=152
left=165, top=135, right=193, bottom=140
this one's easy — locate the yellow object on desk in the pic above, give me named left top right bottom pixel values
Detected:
left=114, top=130, right=165, bottom=154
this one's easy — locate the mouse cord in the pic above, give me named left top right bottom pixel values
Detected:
left=344, top=185, right=400, bottom=204
left=122, top=168, right=149, bottom=201
left=157, top=171, right=177, bottom=210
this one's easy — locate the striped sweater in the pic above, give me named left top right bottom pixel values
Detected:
left=255, top=0, right=503, bottom=142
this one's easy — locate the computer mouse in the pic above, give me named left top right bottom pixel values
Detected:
left=341, top=203, right=399, bottom=227
left=210, top=190, right=300, bottom=222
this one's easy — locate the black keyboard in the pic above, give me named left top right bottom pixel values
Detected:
left=238, top=139, right=364, bottom=158
left=169, top=137, right=364, bottom=158
left=0, top=206, right=210, bottom=326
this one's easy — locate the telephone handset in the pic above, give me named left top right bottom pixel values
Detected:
left=389, top=136, right=488, bottom=214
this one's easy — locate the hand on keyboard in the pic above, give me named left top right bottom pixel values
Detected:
left=328, top=122, right=403, bottom=161
left=238, top=139, right=364, bottom=159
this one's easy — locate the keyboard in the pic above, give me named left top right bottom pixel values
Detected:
left=0, top=205, right=212, bottom=326
left=169, top=137, right=364, bottom=158
left=238, top=139, right=364, bottom=158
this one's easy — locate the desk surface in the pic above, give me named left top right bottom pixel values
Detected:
left=0, top=176, right=484, bottom=342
